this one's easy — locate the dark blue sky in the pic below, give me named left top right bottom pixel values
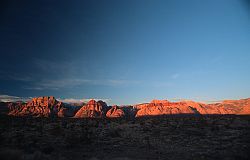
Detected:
left=0, top=0, right=249, bottom=104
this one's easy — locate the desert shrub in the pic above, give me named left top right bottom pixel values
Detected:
left=0, top=148, right=23, bottom=160
left=48, top=125, right=62, bottom=136
left=107, top=127, right=122, bottom=138
left=24, top=151, right=51, bottom=160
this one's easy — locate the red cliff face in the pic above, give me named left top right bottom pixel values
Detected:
left=135, top=98, right=250, bottom=117
left=106, top=105, right=125, bottom=118
left=7, top=101, right=26, bottom=115
left=135, top=100, right=200, bottom=117
left=8, top=96, right=65, bottom=117
left=5, top=97, right=250, bottom=118
left=74, top=99, right=108, bottom=118
left=217, top=98, right=250, bottom=115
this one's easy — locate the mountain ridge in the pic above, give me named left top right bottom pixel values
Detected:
left=1, top=96, right=250, bottom=118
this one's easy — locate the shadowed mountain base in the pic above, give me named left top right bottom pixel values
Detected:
left=0, top=114, right=250, bottom=160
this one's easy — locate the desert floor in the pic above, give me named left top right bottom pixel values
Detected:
left=0, top=115, right=250, bottom=160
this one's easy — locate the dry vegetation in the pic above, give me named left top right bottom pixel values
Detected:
left=0, top=115, right=250, bottom=160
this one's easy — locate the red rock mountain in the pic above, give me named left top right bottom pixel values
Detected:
left=8, top=96, right=65, bottom=117
left=74, top=99, right=109, bottom=118
left=106, top=105, right=125, bottom=118
left=135, top=98, right=250, bottom=117
left=135, top=100, right=200, bottom=117
left=4, top=97, right=250, bottom=118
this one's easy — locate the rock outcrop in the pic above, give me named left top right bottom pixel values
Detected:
left=214, top=98, right=250, bottom=115
left=4, top=96, right=250, bottom=118
left=7, top=101, right=27, bottom=115
left=106, top=105, right=125, bottom=118
left=74, top=99, right=109, bottom=118
left=135, top=100, right=200, bottom=117
left=8, top=96, right=65, bottom=117
left=135, top=98, right=250, bottom=117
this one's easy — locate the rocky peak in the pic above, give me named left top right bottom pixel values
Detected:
left=106, top=105, right=125, bottom=118
left=88, top=99, right=97, bottom=105
left=74, top=99, right=108, bottom=118
left=6, top=96, right=250, bottom=118
left=28, top=96, right=56, bottom=107
left=8, top=96, right=64, bottom=117
left=150, top=99, right=170, bottom=105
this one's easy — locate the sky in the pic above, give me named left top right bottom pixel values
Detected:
left=0, top=0, right=250, bottom=105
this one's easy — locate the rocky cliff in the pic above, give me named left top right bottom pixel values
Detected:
left=4, top=97, right=250, bottom=118
left=74, top=99, right=110, bottom=118
left=135, top=98, right=250, bottom=117
left=106, top=105, right=125, bottom=118
left=8, top=96, right=66, bottom=117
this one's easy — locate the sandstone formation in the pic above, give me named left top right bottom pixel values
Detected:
left=135, top=98, right=250, bottom=117
left=135, top=100, right=200, bottom=117
left=3, top=96, right=250, bottom=118
left=219, top=98, right=250, bottom=115
left=7, top=101, right=27, bottom=115
left=106, top=105, right=125, bottom=118
left=8, top=96, right=65, bottom=117
left=74, top=99, right=109, bottom=118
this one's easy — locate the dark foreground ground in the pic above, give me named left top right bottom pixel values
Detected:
left=0, top=115, right=250, bottom=160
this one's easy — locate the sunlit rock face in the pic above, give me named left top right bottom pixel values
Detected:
left=7, top=101, right=26, bottom=115
left=106, top=105, right=125, bottom=118
left=135, top=100, right=200, bottom=117
left=8, top=96, right=65, bottom=117
left=135, top=98, right=250, bottom=117
left=237, top=98, right=250, bottom=114
left=5, top=97, right=250, bottom=118
left=184, top=98, right=250, bottom=115
left=150, top=99, right=170, bottom=105
left=212, top=98, right=250, bottom=115
left=74, top=99, right=109, bottom=118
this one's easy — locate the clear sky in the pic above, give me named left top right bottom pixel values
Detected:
left=0, top=0, right=249, bottom=105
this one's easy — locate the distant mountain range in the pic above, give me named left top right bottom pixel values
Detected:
left=0, top=96, right=249, bottom=118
